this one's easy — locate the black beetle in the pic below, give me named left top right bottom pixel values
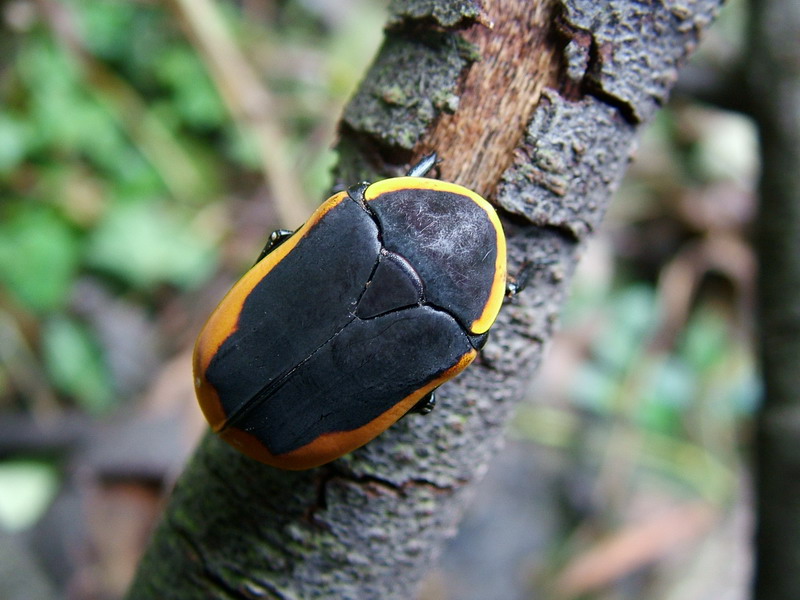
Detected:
left=193, top=155, right=507, bottom=469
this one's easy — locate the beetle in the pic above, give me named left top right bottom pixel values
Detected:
left=192, top=154, right=507, bottom=469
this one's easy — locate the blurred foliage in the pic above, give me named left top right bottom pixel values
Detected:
left=0, top=0, right=387, bottom=538
left=0, top=0, right=385, bottom=411
left=41, top=315, right=114, bottom=413
left=1, top=0, right=229, bottom=410
left=0, top=459, right=59, bottom=532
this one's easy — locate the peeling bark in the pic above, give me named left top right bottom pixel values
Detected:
left=127, top=1, right=722, bottom=597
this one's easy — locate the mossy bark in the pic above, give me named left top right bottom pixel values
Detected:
left=127, top=1, right=722, bottom=597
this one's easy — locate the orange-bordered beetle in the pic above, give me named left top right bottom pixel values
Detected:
left=193, top=154, right=507, bottom=469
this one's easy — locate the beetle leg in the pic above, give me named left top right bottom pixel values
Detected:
left=409, top=391, right=436, bottom=415
left=505, top=261, right=536, bottom=297
left=255, top=229, right=295, bottom=264
left=406, top=153, right=439, bottom=178
left=506, top=258, right=563, bottom=297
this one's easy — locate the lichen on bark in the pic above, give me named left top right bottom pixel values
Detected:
left=388, top=0, right=485, bottom=27
left=343, top=31, right=478, bottom=151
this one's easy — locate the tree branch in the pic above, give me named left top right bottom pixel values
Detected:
left=127, top=0, right=722, bottom=597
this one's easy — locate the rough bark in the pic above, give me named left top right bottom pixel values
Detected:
left=747, top=0, right=800, bottom=597
left=127, top=0, right=722, bottom=598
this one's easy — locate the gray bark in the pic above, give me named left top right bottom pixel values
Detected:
left=127, top=0, right=722, bottom=597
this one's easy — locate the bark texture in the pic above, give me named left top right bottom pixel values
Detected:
left=127, top=1, right=721, bottom=598
left=747, top=0, right=800, bottom=597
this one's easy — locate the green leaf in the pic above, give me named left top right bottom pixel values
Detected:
left=572, top=363, right=618, bottom=413
left=0, top=208, right=80, bottom=312
left=592, top=285, right=659, bottom=373
left=0, top=461, right=59, bottom=532
left=42, top=316, right=114, bottom=413
left=680, top=308, right=729, bottom=371
left=155, top=47, right=226, bottom=130
left=76, top=0, right=139, bottom=61
left=0, top=114, right=28, bottom=173
left=647, top=358, right=695, bottom=411
left=638, top=358, right=696, bottom=434
left=85, top=200, right=217, bottom=289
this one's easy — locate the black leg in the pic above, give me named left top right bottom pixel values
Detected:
left=406, top=153, right=439, bottom=178
left=506, top=261, right=537, bottom=297
left=409, top=391, right=436, bottom=415
left=255, top=229, right=295, bottom=264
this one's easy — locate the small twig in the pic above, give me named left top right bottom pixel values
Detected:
left=170, top=0, right=310, bottom=228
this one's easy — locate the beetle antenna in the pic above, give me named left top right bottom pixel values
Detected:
left=406, top=153, right=439, bottom=178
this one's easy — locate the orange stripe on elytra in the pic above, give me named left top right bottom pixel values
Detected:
left=192, top=191, right=350, bottom=429
left=221, top=348, right=478, bottom=470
